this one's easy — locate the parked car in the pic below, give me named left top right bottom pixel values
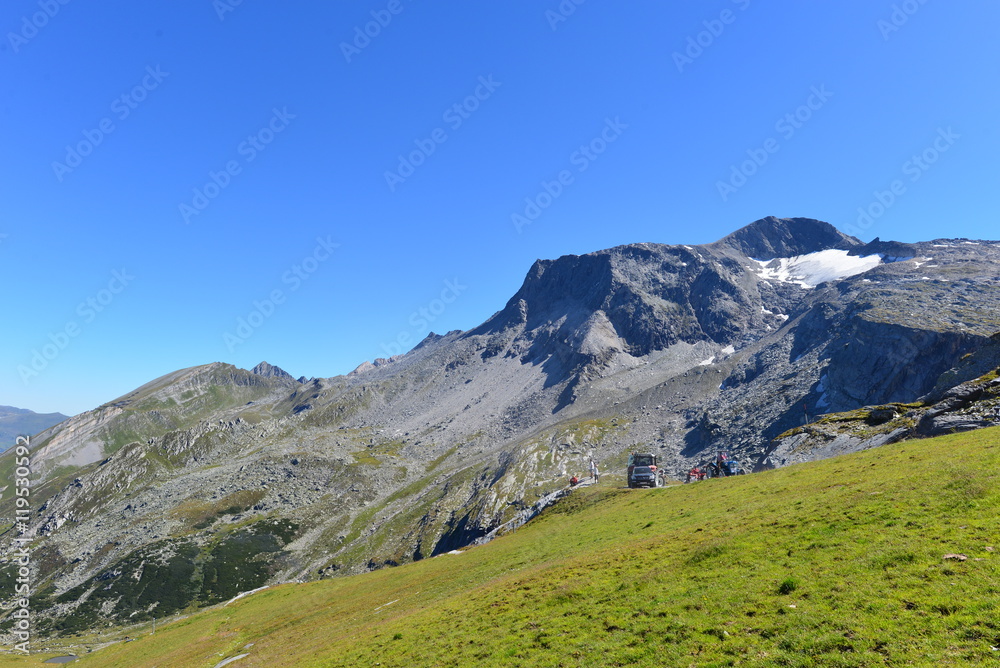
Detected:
left=627, top=452, right=658, bottom=476
left=628, top=465, right=658, bottom=488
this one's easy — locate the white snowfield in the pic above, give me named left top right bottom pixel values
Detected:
left=752, top=249, right=884, bottom=289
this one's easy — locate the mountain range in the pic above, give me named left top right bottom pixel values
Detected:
left=3, top=216, right=1000, bottom=636
left=0, top=406, right=68, bottom=450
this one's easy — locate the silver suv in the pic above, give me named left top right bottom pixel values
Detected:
left=628, top=465, right=658, bottom=488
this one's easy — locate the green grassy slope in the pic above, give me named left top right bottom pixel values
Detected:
left=7, top=426, right=1000, bottom=667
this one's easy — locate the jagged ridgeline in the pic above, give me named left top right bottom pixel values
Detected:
left=3, top=216, right=1000, bottom=636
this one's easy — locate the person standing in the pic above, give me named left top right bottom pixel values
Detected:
left=590, top=458, right=599, bottom=482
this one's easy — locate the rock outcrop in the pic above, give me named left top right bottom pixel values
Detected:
left=251, top=361, right=297, bottom=380
left=764, top=366, right=1000, bottom=467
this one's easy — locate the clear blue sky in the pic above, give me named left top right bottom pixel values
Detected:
left=2, top=1, right=998, bottom=416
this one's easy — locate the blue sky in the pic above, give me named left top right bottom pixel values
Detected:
left=2, top=1, right=998, bottom=416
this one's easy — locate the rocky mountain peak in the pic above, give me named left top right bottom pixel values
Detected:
left=470, top=238, right=770, bottom=379
left=251, top=361, right=295, bottom=380
left=712, top=216, right=861, bottom=260
left=348, top=356, right=403, bottom=376
left=478, top=217, right=864, bottom=353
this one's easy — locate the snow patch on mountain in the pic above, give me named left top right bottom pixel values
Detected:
left=815, top=374, right=830, bottom=409
left=753, top=250, right=882, bottom=289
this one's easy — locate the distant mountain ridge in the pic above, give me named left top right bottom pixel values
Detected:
left=4, top=216, right=1000, bottom=637
left=0, top=405, right=68, bottom=449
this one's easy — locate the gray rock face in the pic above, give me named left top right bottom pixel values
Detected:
left=471, top=236, right=782, bottom=379
left=348, top=356, right=403, bottom=376
left=5, top=217, right=1000, bottom=636
left=918, top=415, right=995, bottom=436
left=766, top=371, right=1000, bottom=467
left=711, top=216, right=861, bottom=260
left=820, top=321, right=982, bottom=409
left=927, top=333, right=1000, bottom=400
left=849, top=237, right=918, bottom=260
left=251, top=361, right=296, bottom=380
